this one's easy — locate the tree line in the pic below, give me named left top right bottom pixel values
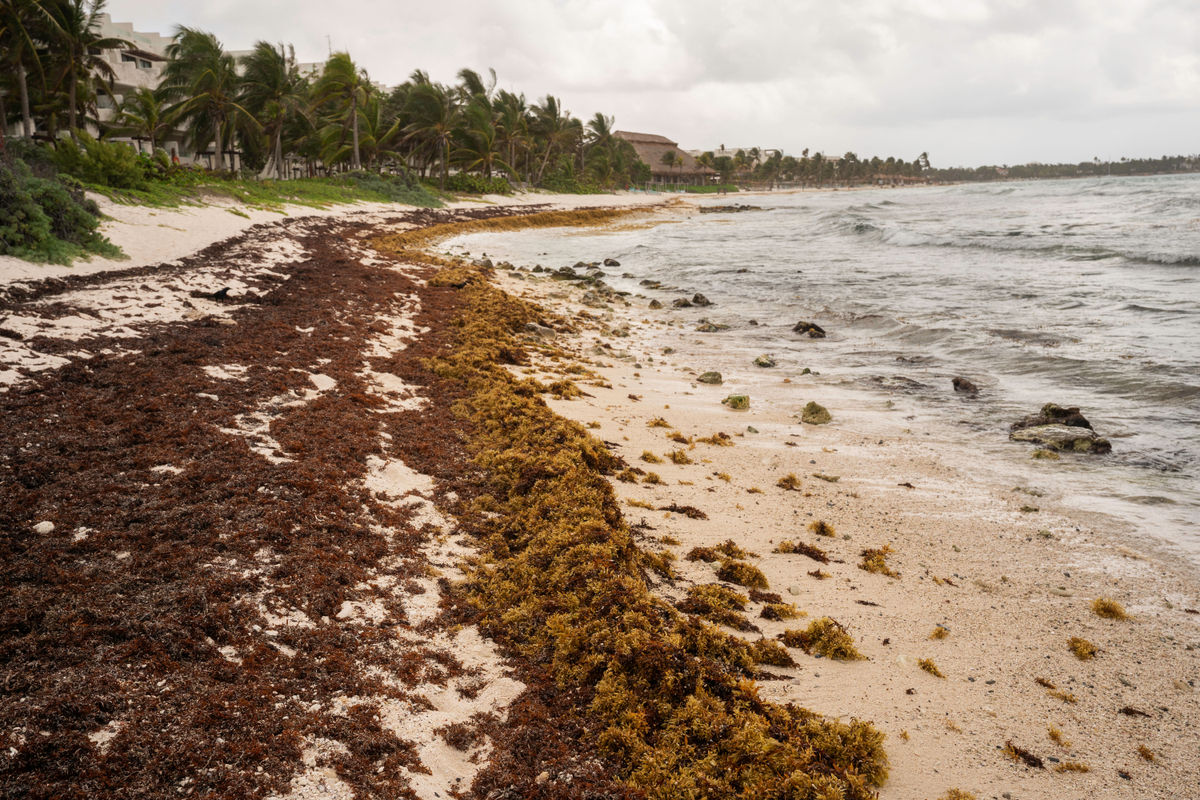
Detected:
left=693, top=147, right=934, bottom=187
left=0, top=0, right=650, bottom=190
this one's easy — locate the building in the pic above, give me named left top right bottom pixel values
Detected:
left=614, top=131, right=716, bottom=185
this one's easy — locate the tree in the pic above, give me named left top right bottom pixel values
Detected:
left=240, top=41, right=308, bottom=178
left=311, top=51, right=370, bottom=171
left=160, top=26, right=252, bottom=171
left=404, top=80, right=459, bottom=188
left=44, top=0, right=129, bottom=140
left=1, top=0, right=55, bottom=139
left=109, top=86, right=170, bottom=152
left=530, top=95, right=580, bottom=186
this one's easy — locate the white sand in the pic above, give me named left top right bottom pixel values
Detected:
left=496, top=257, right=1200, bottom=800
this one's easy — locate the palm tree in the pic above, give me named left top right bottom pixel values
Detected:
left=493, top=89, right=528, bottom=182
left=311, top=51, right=370, bottom=170
left=404, top=80, right=459, bottom=188
left=1, top=0, right=54, bottom=139
left=531, top=95, right=579, bottom=186
left=453, top=101, right=510, bottom=178
left=109, top=86, right=170, bottom=152
left=160, top=27, right=251, bottom=171
left=44, top=0, right=129, bottom=140
left=240, top=41, right=308, bottom=178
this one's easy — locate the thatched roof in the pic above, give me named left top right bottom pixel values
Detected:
left=615, top=131, right=716, bottom=178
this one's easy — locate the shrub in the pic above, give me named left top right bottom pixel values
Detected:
left=0, top=160, right=53, bottom=254
left=51, top=132, right=149, bottom=190
left=442, top=172, right=513, bottom=195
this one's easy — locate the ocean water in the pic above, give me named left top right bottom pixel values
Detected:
left=447, top=175, right=1200, bottom=556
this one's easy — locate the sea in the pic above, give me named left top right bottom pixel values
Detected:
left=445, top=175, right=1200, bottom=559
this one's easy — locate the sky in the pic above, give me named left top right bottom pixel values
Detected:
left=104, top=0, right=1200, bottom=168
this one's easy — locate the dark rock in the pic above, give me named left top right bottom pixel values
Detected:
left=754, top=355, right=777, bottom=368
left=699, top=204, right=762, bottom=214
left=952, top=377, right=980, bottom=395
left=1010, top=403, right=1093, bottom=432
left=698, top=371, right=723, bottom=385
left=211, top=287, right=231, bottom=300
left=748, top=319, right=758, bottom=326
left=792, top=320, right=826, bottom=338
left=556, top=266, right=577, bottom=276
left=532, top=265, right=544, bottom=273
left=696, top=320, right=730, bottom=332
left=648, top=299, right=663, bottom=309
left=1010, top=425, right=1111, bottom=454
left=604, top=258, right=620, bottom=267
left=673, top=297, right=693, bottom=308
left=474, top=258, right=494, bottom=268
left=722, top=394, right=750, bottom=409
left=692, top=293, right=713, bottom=307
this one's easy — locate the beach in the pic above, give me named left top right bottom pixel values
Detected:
left=1, top=191, right=1197, bottom=800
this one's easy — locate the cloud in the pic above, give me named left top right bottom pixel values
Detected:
left=104, top=0, right=1200, bottom=164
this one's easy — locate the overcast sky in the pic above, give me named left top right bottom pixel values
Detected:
left=106, top=0, right=1199, bottom=167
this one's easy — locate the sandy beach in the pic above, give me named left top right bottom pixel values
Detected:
left=1, top=191, right=1197, bottom=800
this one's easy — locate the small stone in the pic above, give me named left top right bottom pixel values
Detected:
left=603, top=257, right=620, bottom=266
left=788, top=585, right=800, bottom=595
left=697, top=371, right=723, bottom=385
left=753, top=354, right=777, bottom=368
left=648, top=299, right=663, bottom=309
left=672, top=297, right=693, bottom=308
left=801, top=401, right=832, bottom=425
left=722, top=394, right=750, bottom=410
left=33, top=521, right=54, bottom=535
left=692, top=293, right=713, bottom=307
left=746, top=426, right=758, bottom=434
left=952, top=376, right=979, bottom=395
left=792, top=320, right=826, bottom=338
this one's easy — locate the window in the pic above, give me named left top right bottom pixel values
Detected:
left=121, top=52, right=137, bottom=63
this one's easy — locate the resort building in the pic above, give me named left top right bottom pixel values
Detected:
left=615, top=131, right=716, bottom=185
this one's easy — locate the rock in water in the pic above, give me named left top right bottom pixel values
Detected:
left=696, top=321, right=730, bottom=332
left=673, top=297, right=694, bottom=308
left=1011, top=403, right=1093, bottom=432
left=604, top=257, right=620, bottom=266
left=754, top=354, right=777, bottom=368
left=722, top=394, right=750, bottom=410
left=33, top=521, right=55, bottom=535
left=698, top=371, right=723, bottom=385
left=692, top=293, right=713, bottom=307
left=952, top=376, right=980, bottom=395
left=1010, top=425, right=1111, bottom=454
left=792, top=320, right=827, bottom=338
left=801, top=401, right=832, bottom=425
left=648, top=299, right=663, bottom=309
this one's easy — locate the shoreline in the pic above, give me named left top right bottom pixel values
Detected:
left=482, top=214, right=1200, bottom=797
left=1, top=196, right=1196, bottom=799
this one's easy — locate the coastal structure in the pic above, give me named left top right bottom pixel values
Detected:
left=614, top=131, right=716, bottom=185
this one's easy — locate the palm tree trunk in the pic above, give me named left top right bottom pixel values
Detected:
left=351, top=95, right=361, bottom=170
left=275, top=130, right=284, bottom=180
left=440, top=136, right=447, bottom=189
left=17, top=64, right=33, bottom=139
left=68, top=66, right=78, bottom=141
left=213, top=118, right=225, bottom=171
left=535, top=145, right=554, bottom=185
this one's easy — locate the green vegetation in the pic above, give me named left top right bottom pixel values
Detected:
left=376, top=224, right=887, bottom=797
left=0, top=146, right=121, bottom=263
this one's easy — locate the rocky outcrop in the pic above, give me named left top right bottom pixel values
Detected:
left=648, top=299, right=663, bottom=309
left=952, top=377, right=979, bottom=396
left=698, top=204, right=762, bottom=214
left=673, top=297, right=693, bottom=308
left=698, top=371, right=723, bottom=385
left=792, top=321, right=826, bottom=339
left=1010, top=403, right=1093, bottom=432
left=754, top=355, right=777, bottom=368
left=604, top=258, right=620, bottom=266
left=1010, top=425, right=1111, bottom=454
left=692, top=293, right=713, bottom=307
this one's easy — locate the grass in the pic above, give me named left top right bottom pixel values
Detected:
left=87, top=172, right=442, bottom=210
left=779, top=618, right=865, bottom=661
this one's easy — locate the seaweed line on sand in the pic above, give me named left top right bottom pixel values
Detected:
left=373, top=212, right=889, bottom=798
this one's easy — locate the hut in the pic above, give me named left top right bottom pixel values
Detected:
left=615, top=131, right=717, bottom=186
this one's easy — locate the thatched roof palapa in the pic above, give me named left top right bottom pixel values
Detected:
left=615, top=131, right=716, bottom=180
